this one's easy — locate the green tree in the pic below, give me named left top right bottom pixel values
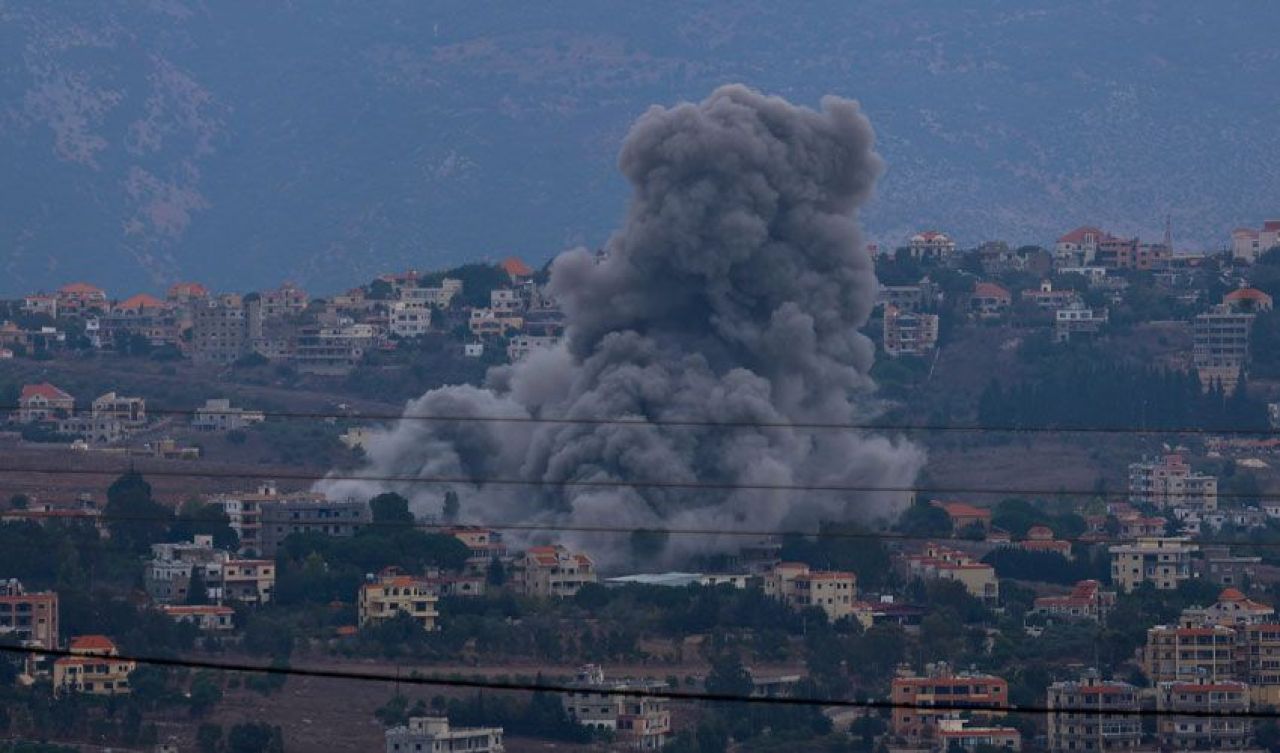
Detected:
left=369, top=492, right=415, bottom=525
left=104, top=471, right=173, bottom=552
left=895, top=498, right=952, bottom=537
left=226, top=722, right=284, bottom=753
left=197, top=723, right=223, bottom=753
left=189, top=672, right=223, bottom=716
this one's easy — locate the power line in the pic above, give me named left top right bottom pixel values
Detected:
left=2, top=402, right=1276, bottom=437
left=0, top=462, right=1275, bottom=502
left=0, top=644, right=1272, bottom=719
left=21, top=507, right=1280, bottom=552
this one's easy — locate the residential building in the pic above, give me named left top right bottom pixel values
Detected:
left=1046, top=673, right=1143, bottom=753
left=907, top=230, right=956, bottom=260
left=563, top=664, right=670, bottom=750
left=256, top=494, right=370, bottom=557
left=159, top=604, right=235, bottom=632
left=763, top=562, right=857, bottom=622
left=15, top=382, right=74, bottom=423
left=1231, top=221, right=1280, bottom=264
left=1182, top=588, right=1274, bottom=629
left=191, top=294, right=248, bottom=365
left=510, top=545, right=597, bottom=598
left=258, top=282, right=309, bottom=320
left=1196, top=548, right=1263, bottom=589
left=932, top=501, right=992, bottom=532
left=192, top=398, right=265, bottom=432
left=469, top=308, right=522, bottom=337
left=218, top=559, right=275, bottom=604
left=21, top=294, right=58, bottom=319
left=1156, top=681, right=1254, bottom=751
left=294, top=319, right=378, bottom=375
left=144, top=536, right=229, bottom=604
left=1055, top=227, right=1112, bottom=267
left=388, top=300, right=431, bottom=338
left=91, top=392, right=146, bottom=426
left=1224, top=285, right=1274, bottom=314
left=878, top=283, right=926, bottom=313
left=1109, top=536, right=1199, bottom=592
left=55, top=282, right=108, bottom=317
left=490, top=288, right=525, bottom=314
left=166, top=281, right=209, bottom=306
left=883, top=306, right=939, bottom=357
left=385, top=717, right=504, bottom=753
left=1055, top=301, right=1109, bottom=342
left=969, top=282, right=1011, bottom=318
left=422, top=569, right=487, bottom=598
left=1031, top=580, right=1115, bottom=623
left=57, top=414, right=124, bottom=444
left=1194, top=305, right=1255, bottom=393
left=53, top=635, right=135, bottom=696
left=905, top=543, right=1000, bottom=602
left=444, top=526, right=508, bottom=574
left=1021, top=280, right=1080, bottom=310
left=400, top=278, right=463, bottom=308
left=358, top=569, right=440, bottom=632
left=1144, top=624, right=1238, bottom=684
left=507, top=333, right=560, bottom=361
left=1020, top=525, right=1073, bottom=559
left=0, top=579, right=59, bottom=649
left=1128, top=455, right=1217, bottom=511
left=935, top=718, right=1022, bottom=752
left=1240, top=624, right=1280, bottom=705
left=890, top=664, right=1009, bottom=744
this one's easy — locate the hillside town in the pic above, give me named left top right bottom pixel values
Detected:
left=4, top=221, right=1280, bottom=752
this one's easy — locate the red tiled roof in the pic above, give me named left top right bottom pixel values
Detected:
left=1233, top=228, right=1260, bottom=238
left=58, top=282, right=105, bottom=295
left=1221, top=588, right=1247, bottom=602
left=1265, top=220, right=1280, bottom=232
left=972, top=282, right=1011, bottom=300
left=1057, top=226, right=1111, bottom=244
left=20, top=383, right=72, bottom=402
left=117, top=293, right=165, bottom=310
left=167, top=281, right=209, bottom=298
left=1225, top=287, right=1272, bottom=303
left=1026, top=525, right=1054, bottom=540
left=936, top=501, right=991, bottom=519
left=161, top=605, right=233, bottom=616
left=70, top=635, right=117, bottom=652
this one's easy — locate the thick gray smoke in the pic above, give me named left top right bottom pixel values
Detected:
left=322, top=85, right=926, bottom=567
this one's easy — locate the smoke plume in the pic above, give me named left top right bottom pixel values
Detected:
left=322, top=85, right=926, bottom=567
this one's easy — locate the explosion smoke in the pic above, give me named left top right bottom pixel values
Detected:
left=322, top=85, right=926, bottom=566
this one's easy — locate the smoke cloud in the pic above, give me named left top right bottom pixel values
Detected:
left=321, top=85, right=926, bottom=567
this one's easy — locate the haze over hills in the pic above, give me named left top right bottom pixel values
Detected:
left=2, top=0, right=1277, bottom=295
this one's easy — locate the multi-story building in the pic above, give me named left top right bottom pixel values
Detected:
left=904, top=544, right=999, bottom=602
left=294, top=319, right=378, bottom=375
left=91, top=392, right=146, bottom=427
left=53, top=635, right=135, bottom=697
left=56, top=414, right=124, bottom=444
left=1046, top=673, right=1144, bottom=753
left=1055, top=301, right=1109, bottom=342
left=258, top=283, right=309, bottom=320
left=1224, top=285, right=1274, bottom=314
left=1240, top=624, right=1280, bottom=705
left=934, top=718, right=1022, bottom=752
left=1055, top=227, right=1112, bottom=267
left=191, top=294, right=248, bottom=365
left=218, top=559, right=275, bottom=604
left=0, top=578, right=59, bottom=649
left=15, top=382, right=74, bottom=423
left=1156, top=681, right=1254, bottom=751
left=490, top=288, right=525, bottom=315
left=1031, top=580, right=1116, bottom=623
left=469, top=308, right=523, bottom=337
left=256, top=494, right=370, bottom=557
left=1021, top=280, right=1080, bottom=310
left=883, top=306, right=940, bottom=357
left=1109, top=537, right=1199, bottom=592
left=510, top=545, right=597, bottom=598
left=144, top=535, right=228, bottom=604
left=1231, top=221, right=1280, bottom=264
left=890, top=664, right=1008, bottom=743
left=55, top=282, right=108, bottom=317
left=877, top=283, right=926, bottom=313
left=443, top=527, right=508, bottom=574
left=1194, top=305, right=1255, bottom=393
left=933, top=501, right=992, bottom=532
left=1019, top=525, right=1073, bottom=558
left=1128, top=455, right=1217, bottom=511
left=388, top=300, right=431, bottom=338
left=763, top=563, right=857, bottom=622
left=399, top=278, right=463, bottom=308
left=563, top=665, right=670, bottom=750
left=385, top=716, right=503, bottom=753
left=507, top=333, right=560, bottom=361
left=1144, top=624, right=1238, bottom=684
left=358, top=569, right=439, bottom=632
left=1182, top=588, right=1274, bottom=628
left=192, top=398, right=266, bottom=432
left=1195, top=548, right=1264, bottom=589
left=159, top=604, right=235, bottom=632
left=907, top=230, right=956, bottom=260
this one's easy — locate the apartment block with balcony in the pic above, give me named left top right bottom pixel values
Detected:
left=1143, top=624, right=1238, bottom=685
left=904, top=543, right=1000, bottom=602
left=1194, top=305, right=1255, bottom=393
left=1109, top=537, right=1199, bottom=593
left=1128, top=455, right=1217, bottom=511
left=890, top=664, right=1009, bottom=744
left=1156, top=681, right=1255, bottom=751
left=53, top=635, right=135, bottom=697
left=1046, top=673, right=1145, bottom=753
left=359, top=569, right=439, bottom=632
left=256, top=493, right=370, bottom=557
left=0, top=578, right=58, bottom=650
left=510, top=545, right=597, bottom=598
left=385, top=716, right=503, bottom=753
left=883, top=305, right=939, bottom=357
left=563, top=664, right=670, bottom=750
left=763, top=563, right=857, bottom=622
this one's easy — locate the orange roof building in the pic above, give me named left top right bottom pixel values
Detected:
left=115, top=293, right=166, bottom=312
left=500, top=256, right=534, bottom=280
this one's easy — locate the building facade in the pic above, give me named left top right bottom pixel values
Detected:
left=358, top=570, right=440, bottom=632
left=563, top=665, right=670, bottom=750
left=385, top=717, right=504, bottom=753
left=1109, top=537, right=1199, bottom=592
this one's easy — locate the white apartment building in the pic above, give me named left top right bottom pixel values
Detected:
left=1109, top=537, right=1199, bottom=592
left=563, top=665, right=670, bottom=750
left=1128, top=454, right=1218, bottom=511
left=388, top=300, right=431, bottom=338
left=386, top=717, right=503, bottom=753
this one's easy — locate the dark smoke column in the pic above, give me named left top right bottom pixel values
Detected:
left=323, top=85, right=925, bottom=565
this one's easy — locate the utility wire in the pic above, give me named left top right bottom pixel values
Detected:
left=0, top=644, right=1271, bottom=719
left=17, top=507, right=1280, bottom=552
left=0, top=462, right=1274, bottom=502
left=3, top=402, right=1277, bottom=437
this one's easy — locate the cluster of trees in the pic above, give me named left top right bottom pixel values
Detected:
left=982, top=548, right=1109, bottom=586
left=197, top=722, right=285, bottom=753
left=977, top=362, right=1267, bottom=431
